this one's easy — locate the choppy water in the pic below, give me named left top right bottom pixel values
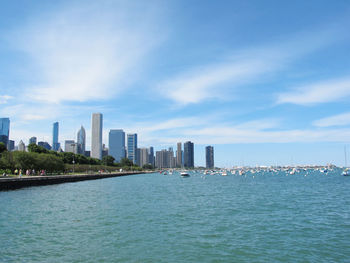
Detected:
left=1, top=170, right=349, bottom=262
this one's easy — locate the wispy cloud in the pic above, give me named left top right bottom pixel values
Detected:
left=313, top=112, right=350, bottom=127
left=158, top=25, right=345, bottom=105
left=277, top=77, right=350, bottom=105
left=11, top=2, right=163, bottom=104
left=0, top=95, right=13, bottom=104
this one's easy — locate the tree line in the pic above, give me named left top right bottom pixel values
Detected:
left=0, top=143, right=148, bottom=175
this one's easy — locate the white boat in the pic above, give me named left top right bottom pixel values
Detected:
left=180, top=172, right=190, bottom=177
left=342, top=168, right=350, bottom=176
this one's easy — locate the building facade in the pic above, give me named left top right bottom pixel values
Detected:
left=8, top=140, right=14, bottom=151
left=18, top=140, right=25, bottom=151
left=184, top=141, right=194, bottom=168
left=91, top=113, right=103, bottom=160
left=176, top=142, right=182, bottom=167
left=52, top=122, right=60, bottom=151
left=38, top=141, right=51, bottom=150
left=77, top=126, right=86, bottom=155
left=108, top=129, right=125, bottom=163
left=127, top=133, right=137, bottom=164
left=64, top=140, right=76, bottom=153
left=29, top=136, right=37, bottom=145
left=0, top=117, right=10, bottom=148
left=205, top=146, right=214, bottom=169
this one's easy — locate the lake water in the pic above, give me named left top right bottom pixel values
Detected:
left=1, top=170, right=349, bottom=262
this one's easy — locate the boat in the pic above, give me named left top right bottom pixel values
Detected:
left=180, top=172, right=190, bottom=177
left=342, top=168, right=350, bottom=176
left=221, top=170, right=228, bottom=176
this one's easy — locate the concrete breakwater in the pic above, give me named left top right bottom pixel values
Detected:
left=0, top=172, right=147, bottom=191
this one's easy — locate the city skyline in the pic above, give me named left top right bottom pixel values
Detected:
left=1, top=1, right=350, bottom=166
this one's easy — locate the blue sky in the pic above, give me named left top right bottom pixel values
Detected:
left=1, top=0, right=350, bottom=167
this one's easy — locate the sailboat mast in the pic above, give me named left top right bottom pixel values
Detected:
left=344, top=146, right=347, bottom=168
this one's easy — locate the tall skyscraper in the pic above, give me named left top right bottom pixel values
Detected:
left=8, top=140, right=14, bottom=151
left=184, top=141, right=194, bottom=168
left=127, top=133, right=137, bottom=164
left=91, top=113, right=103, bottom=160
left=29, top=137, right=37, bottom=145
left=52, top=122, right=59, bottom=151
left=18, top=140, right=25, bottom=151
left=206, top=146, right=214, bottom=169
left=0, top=117, right=10, bottom=148
left=149, top=147, right=154, bottom=167
left=176, top=142, right=182, bottom=167
left=77, top=126, right=86, bottom=155
left=108, top=129, right=125, bottom=163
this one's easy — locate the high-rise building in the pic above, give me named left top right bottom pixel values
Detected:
left=149, top=147, right=154, bottom=167
left=18, top=140, right=25, bottom=151
left=127, top=133, right=137, bottom=164
left=184, top=141, right=194, bottom=168
left=52, top=122, right=60, bottom=151
left=108, top=129, right=125, bottom=163
left=0, top=118, right=10, bottom=148
left=206, top=146, right=214, bottom=169
left=91, top=113, right=103, bottom=160
left=155, top=148, right=176, bottom=168
left=65, top=140, right=76, bottom=153
left=38, top=141, right=52, bottom=150
left=176, top=142, right=182, bottom=167
left=8, top=140, right=14, bottom=151
left=77, top=126, right=86, bottom=155
left=29, top=137, right=37, bottom=145
left=139, top=148, right=149, bottom=167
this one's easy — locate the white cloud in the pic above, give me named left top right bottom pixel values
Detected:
left=158, top=25, right=343, bottom=105
left=0, top=95, right=13, bottom=104
left=313, top=112, right=350, bottom=127
left=11, top=2, right=162, bottom=104
left=277, top=77, right=350, bottom=105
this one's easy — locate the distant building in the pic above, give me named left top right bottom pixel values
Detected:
left=0, top=117, right=10, bottom=148
left=149, top=147, right=155, bottom=167
left=109, top=129, right=125, bottom=163
left=52, top=122, right=60, bottom=151
left=155, top=148, right=176, bottom=169
left=102, top=144, right=108, bottom=157
left=38, top=141, right=52, bottom=150
left=85, top=150, right=91, bottom=157
left=205, top=146, right=214, bottom=169
left=127, top=133, right=137, bottom=164
left=139, top=148, right=149, bottom=167
left=77, top=126, right=86, bottom=155
left=91, top=113, right=103, bottom=160
left=184, top=141, right=194, bottom=168
left=176, top=142, right=182, bottom=167
left=29, top=136, right=37, bottom=145
left=7, top=140, right=14, bottom=151
left=64, top=140, right=76, bottom=153
left=18, top=140, right=25, bottom=151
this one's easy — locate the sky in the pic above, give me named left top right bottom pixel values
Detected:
left=1, top=0, right=350, bottom=167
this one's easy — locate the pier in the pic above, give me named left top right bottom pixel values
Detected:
left=0, top=171, right=147, bottom=191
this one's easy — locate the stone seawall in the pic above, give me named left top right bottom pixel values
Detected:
left=0, top=172, right=147, bottom=191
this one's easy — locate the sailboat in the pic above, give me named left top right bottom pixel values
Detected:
left=342, top=146, right=350, bottom=176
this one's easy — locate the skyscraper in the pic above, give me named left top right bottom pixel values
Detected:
left=108, top=129, right=125, bottom=163
left=176, top=142, right=182, bottom=167
left=91, top=113, right=103, bottom=160
left=52, top=122, right=59, bottom=151
left=29, top=137, right=37, bottom=145
left=184, top=141, right=194, bottom=168
left=77, top=126, right=86, bottom=155
left=0, top=118, right=10, bottom=148
left=7, top=140, right=14, bottom=151
left=18, top=140, right=25, bottom=151
left=65, top=140, right=76, bottom=153
left=149, top=147, right=154, bottom=167
left=127, top=133, right=137, bottom=164
left=206, top=146, right=214, bottom=169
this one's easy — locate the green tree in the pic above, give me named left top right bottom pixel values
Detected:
left=0, top=142, right=7, bottom=154
left=102, top=155, right=115, bottom=166
left=142, top=164, right=153, bottom=169
left=28, top=143, right=48, bottom=154
left=120, top=158, right=133, bottom=167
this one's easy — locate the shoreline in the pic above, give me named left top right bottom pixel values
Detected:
left=0, top=171, right=150, bottom=191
